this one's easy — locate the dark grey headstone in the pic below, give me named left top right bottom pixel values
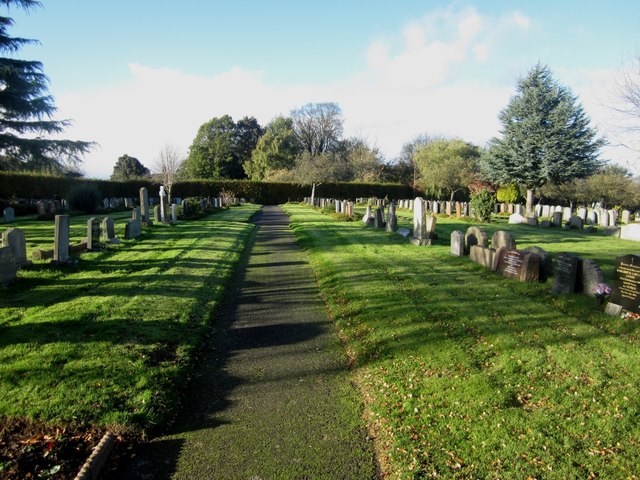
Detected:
left=3, top=207, right=14, bottom=223
left=374, top=206, right=384, bottom=229
left=0, top=245, right=17, bottom=284
left=124, top=219, right=142, bottom=239
left=552, top=211, right=563, bottom=227
left=496, top=249, right=540, bottom=282
left=87, top=217, right=100, bottom=250
left=154, top=205, right=162, bottom=222
left=552, top=253, right=582, bottom=294
left=568, top=216, right=584, bottom=229
left=582, top=260, right=604, bottom=298
left=610, top=254, right=640, bottom=313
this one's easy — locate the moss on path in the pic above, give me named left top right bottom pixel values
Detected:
left=120, top=205, right=378, bottom=479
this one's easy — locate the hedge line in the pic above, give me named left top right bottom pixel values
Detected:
left=0, top=172, right=416, bottom=205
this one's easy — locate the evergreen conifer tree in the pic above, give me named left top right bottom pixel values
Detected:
left=0, top=0, right=93, bottom=172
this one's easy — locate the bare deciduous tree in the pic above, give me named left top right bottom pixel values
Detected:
left=154, top=143, right=183, bottom=202
left=290, top=102, right=343, bottom=156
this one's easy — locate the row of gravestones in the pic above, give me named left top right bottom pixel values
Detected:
left=361, top=202, right=399, bottom=233
left=397, top=199, right=471, bottom=218
left=449, top=226, right=625, bottom=309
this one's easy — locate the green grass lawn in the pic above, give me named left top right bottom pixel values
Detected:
left=0, top=204, right=260, bottom=434
left=284, top=203, right=640, bottom=479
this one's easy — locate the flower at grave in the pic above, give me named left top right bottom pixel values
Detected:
left=593, top=283, right=612, bottom=307
left=622, top=311, right=640, bottom=321
left=593, top=283, right=611, bottom=297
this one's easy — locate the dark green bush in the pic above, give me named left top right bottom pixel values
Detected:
left=68, top=184, right=101, bottom=214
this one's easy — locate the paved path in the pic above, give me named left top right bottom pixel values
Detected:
left=120, top=205, right=377, bottom=479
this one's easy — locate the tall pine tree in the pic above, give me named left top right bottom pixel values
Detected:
left=0, top=0, right=93, bottom=173
left=482, top=63, right=605, bottom=213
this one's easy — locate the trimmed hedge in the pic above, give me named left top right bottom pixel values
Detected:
left=1, top=172, right=416, bottom=205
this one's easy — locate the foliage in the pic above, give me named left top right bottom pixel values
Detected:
left=414, top=138, right=480, bottom=202
left=244, top=116, right=300, bottom=180
left=67, top=183, right=100, bottom=213
left=469, top=188, right=495, bottom=222
left=495, top=183, right=520, bottom=203
left=0, top=0, right=94, bottom=173
left=184, top=115, right=263, bottom=180
left=0, top=171, right=157, bottom=200
left=110, top=154, right=150, bottom=181
left=340, top=136, right=385, bottom=182
left=291, top=102, right=343, bottom=156
left=482, top=64, right=605, bottom=207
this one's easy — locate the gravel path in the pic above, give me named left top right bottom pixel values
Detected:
left=119, top=205, right=378, bottom=479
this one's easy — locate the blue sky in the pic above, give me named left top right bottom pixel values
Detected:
left=6, top=1, right=640, bottom=178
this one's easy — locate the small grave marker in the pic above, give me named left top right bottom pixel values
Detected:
left=54, top=215, right=70, bottom=264
left=3, top=207, right=14, bottom=223
left=450, top=231, right=464, bottom=257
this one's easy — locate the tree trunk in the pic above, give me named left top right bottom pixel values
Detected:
left=310, top=183, right=316, bottom=206
left=526, top=188, right=535, bottom=215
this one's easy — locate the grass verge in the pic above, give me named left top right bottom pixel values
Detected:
left=283, top=203, right=640, bottom=479
left=0, top=205, right=260, bottom=477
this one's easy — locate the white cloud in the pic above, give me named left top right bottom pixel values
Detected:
left=55, top=5, right=632, bottom=179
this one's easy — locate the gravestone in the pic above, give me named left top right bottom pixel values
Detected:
left=563, top=207, right=573, bottom=222
left=582, top=259, right=604, bottom=298
left=621, top=224, right=640, bottom=241
left=522, top=215, right=538, bottom=226
left=386, top=202, right=397, bottom=232
left=464, top=226, right=488, bottom=253
left=508, top=213, right=523, bottom=224
left=154, top=205, right=162, bottom=222
left=608, top=210, right=617, bottom=226
left=610, top=254, right=640, bottom=313
left=101, top=216, right=118, bottom=244
left=552, top=253, right=582, bottom=294
left=587, top=210, right=597, bottom=225
left=552, top=211, right=563, bottom=227
left=541, top=205, right=551, bottom=218
left=470, top=245, right=498, bottom=271
left=521, top=246, right=552, bottom=282
left=450, top=230, right=464, bottom=257
left=577, top=207, right=587, bottom=220
left=507, top=204, right=515, bottom=214
left=335, top=202, right=341, bottom=214
left=171, top=204, right=178, bottom=223
left=362, top=205, right=373, bottom=225
left=491, top=230, right=516, bottom=251
left=445, top=202, right=452, bottom=216
left=374, top=207, right=385, bottom=228
left=132, top=206, right=141, bottom=222
left=86, top=217, right=100, bottom=251
left=599, top=211, right=610, bottom=227
left=412, top=198, right=437, bottom=246
left=455, top=202, right=462, bottom=218
left=53, top=215, right=70, bottom=264
left=140, top=187, right=149, bottom=223
left=622, top=210, right=631, bottom=224
left=0, top=246, right=17, bottom=284
left=500, top=203, right=507, bottom=213
left=124, top=219, right=142, bottom=239
left=535, top=205, right=542, bottom=217
left=568, top=216, right=584, bottom=230
left=397, top=227, right=411, bottom=237
left=496, top=249, right=540, bottom=282
left=2, top=228, right=28, bottom=268
left=3, top=207, right=14, bottom=223
left=159, top=186, right=168, bottom=223
left=36, top=201, right=46, bottom=216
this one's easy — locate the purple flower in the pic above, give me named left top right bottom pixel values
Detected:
left=593, top=283, right=611, bottom=296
